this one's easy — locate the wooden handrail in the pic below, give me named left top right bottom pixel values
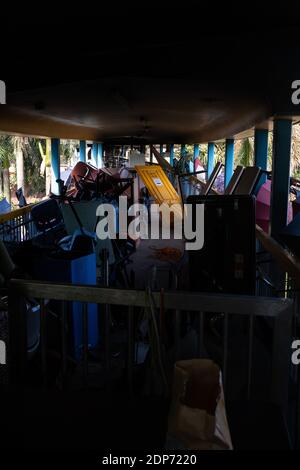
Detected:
left=9, top=278, right=292, bottom=317
left=0, top=204, right=35, bottom=224
left=256, top=224, right=300, bottom=288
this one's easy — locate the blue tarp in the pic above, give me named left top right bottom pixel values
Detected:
left=0, top=197, right=11, bottom=214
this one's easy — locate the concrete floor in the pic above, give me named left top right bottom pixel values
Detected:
left=129, top=236, right=186, bottom=290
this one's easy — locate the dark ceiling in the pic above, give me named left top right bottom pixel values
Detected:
left=1, top=4, right=300, bottom=143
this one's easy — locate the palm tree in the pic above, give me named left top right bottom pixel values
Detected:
left=14, top=136, right=25, bottom=193
left=0, top=135, right=14, bottom=203
left=39, top=139, right=51, bottom=195
left=236, top=138, right=254, bottom=167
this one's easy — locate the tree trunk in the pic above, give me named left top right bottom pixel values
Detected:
left=46, top=166, right=51, bottom=196
left=15, top=137, right=25, bottom=194
left=2, top=168, right=11, bottom=203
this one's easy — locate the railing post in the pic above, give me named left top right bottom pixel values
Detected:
left=271, top=303, right=293, bottom=408
left=127, top=306, right=134, bottom=394
left=8, top=282, right=27, bottom=386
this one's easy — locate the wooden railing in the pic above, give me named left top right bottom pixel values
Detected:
left=8, top=279, right=293, bottom=411
left=0, top=204, right=37, bottom=242
left=256, top=225, right=300, bottom=289
left=0, top=204, right=33, bottom=225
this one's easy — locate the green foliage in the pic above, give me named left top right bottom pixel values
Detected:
left=0, top=135, right=14, bottom=169
left=214, top=142, right=226, bottom=163
left=23, top=138, right=45, bottom=195
left=60, top=139, right=78, bottom=165
left=236, top=138, right=254, bottom=166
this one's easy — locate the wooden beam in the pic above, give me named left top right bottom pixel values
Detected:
left=10, top=279, right=291, bottom=317
left=256, top=224, right=300, bottom=288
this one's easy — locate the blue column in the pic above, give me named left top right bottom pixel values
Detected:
left=79, top=140, right=86, bottom=162
left=149, top=145, right=153, bottom=163
left=270, top=119, right=292, bottom=239
left=254, top=128, right=269, bottom=191
left=181, top=144, right=187, bottom=157
left=207, top=142, right=215, bottom=178
left=224, top=138, right=234, bottom=189
left=91, top=142, right=98, bottom=167
left=193, top=144, right=199, bottom=172
left=160, top=144, right=164, bottom=154
left=170, top=143, right=174, bottom=166
left=97, top=142, right=103, bottom=168
left=51, top=138, right=60, bottom=195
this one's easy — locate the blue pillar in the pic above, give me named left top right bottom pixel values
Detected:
left=160, top=144, right=164, bottom=154
left=51, top=138, right=60, bottom=195
left=193, top=144, right=199, bottom=172
left=270, top=119, right=292, bottom=239
left=79, top=140, right=86, bottom=162
left=181, top=144, right=189, bottom=173
left=91, top=142, right=98, bottom=167
left=254, top=128, right=269, bottom=191
left=170, top=143, right=174, bottom=166
left=224, top=138, right=234, bottom=189
left=207, top=142, right=215, bottom=178
left=97, top=142, right=103, bottom=169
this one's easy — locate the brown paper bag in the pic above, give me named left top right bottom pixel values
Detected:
left=167, top=359, right=232, bottom=450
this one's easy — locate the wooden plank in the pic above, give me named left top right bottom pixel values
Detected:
left=150, top=145, right=173, bottom=172
left=0, top=204, right=34, bottom=224
left=10, top=279, right=292, bottom=317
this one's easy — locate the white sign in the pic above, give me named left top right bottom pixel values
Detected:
left=153, top=178, right=163, bottom=186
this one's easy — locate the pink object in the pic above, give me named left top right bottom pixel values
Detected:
left=256, top=180, right=293, bottom=233
left=194, top=158, right=206, bottom=180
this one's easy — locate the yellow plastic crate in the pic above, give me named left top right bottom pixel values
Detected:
left=135, top=165, right=181, bottom=206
